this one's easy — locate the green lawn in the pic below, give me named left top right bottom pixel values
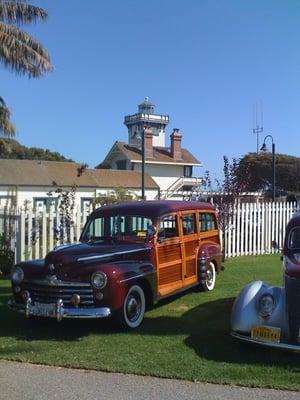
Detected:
left=0, top=255, right=299, bottom=390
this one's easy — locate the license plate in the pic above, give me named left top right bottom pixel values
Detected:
left=29, top=302, right=56, bottom=318
left=251, top=325, right=281, bottom=343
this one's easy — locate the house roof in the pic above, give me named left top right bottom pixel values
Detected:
left=102, top=141, right=201, bottom=166
left=0, top=159, right=159, bottom=189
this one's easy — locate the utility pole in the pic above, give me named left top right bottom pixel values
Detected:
left=141, top=125, right=145, bottom=200
left=261, top=135, right=276, bottom=202
left=253, top=125, right=263, bottom=154
left=253, top=102, right=264, bottom=153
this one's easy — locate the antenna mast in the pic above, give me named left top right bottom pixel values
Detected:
left=252, top=102, right=264, bottom=153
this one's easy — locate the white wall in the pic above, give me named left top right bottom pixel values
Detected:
left=0, top=185, right=159, bottom=208
left=133, top=163, right=185, bottom=190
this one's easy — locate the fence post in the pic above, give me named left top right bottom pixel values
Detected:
left=42, top=207, right=47, bottom=258
left=49, top=205, right=54, bottom=252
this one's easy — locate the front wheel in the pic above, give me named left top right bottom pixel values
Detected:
left=116, top=285, right=146, bottom=329
left=200, top=261, right=216, bottom=291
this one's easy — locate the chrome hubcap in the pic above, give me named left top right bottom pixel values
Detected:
left=206, top=267, right=213, bottom=286
left=126, top=293, right=141, bottom=322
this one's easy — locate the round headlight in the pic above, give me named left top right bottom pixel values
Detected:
left=91, top=272, right=107, bottom=289
left=258, top=293, right=275, bottom=318
left=11, top=266, right=24, bottom=285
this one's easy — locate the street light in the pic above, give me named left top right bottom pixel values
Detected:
left=260, top=135, right=276, bottom=202
left=141, top=125, right=146, bottom=200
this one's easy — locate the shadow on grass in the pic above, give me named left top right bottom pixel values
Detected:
left=141, top=297, right=300, bottom=369
left=0, top=282, right=12, bottom=299
left=0, top=303, right=117, bottom=342
left=1, top=281, right=299, bottom=369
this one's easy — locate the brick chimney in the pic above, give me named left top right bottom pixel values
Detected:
left=170, top=128, right=182, bottom=159
left=144, top=125, right=153, bottom=159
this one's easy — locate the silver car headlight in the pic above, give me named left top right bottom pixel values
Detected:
left=91, top=271, right=107, bottom=289
left=11, top=266, right=24, bottom=285
left=258, top=293, right=275, bottom=318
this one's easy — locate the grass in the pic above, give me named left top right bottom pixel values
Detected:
left=0, top=255, right=299, bottom=390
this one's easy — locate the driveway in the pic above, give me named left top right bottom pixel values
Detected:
left=0, top=360, right=299, bottom=400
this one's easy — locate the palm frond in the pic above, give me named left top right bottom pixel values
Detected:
left=0, top=96, right=16, bottom=137
left=0, top=21, right=52, bottom=77
left=0, top=1, right=47, bottom=24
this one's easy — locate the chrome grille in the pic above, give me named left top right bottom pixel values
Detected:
left=22, top=280, right=94, bottom=306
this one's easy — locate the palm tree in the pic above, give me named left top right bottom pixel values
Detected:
left=0, top=0, right=53, bottom=136
left=0, top=96, right=15, bottom=137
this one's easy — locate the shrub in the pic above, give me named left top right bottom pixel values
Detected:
left=0, top=234, right=14, bottom=278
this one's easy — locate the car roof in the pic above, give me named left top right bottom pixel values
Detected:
left=92, top=200, right=215, bottom=219
left=286, top=213, right=300, bottom=230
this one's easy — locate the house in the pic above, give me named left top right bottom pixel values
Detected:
left=0, top=159, right=159, bottom=209
left=98, top=98, right=202, bottom=199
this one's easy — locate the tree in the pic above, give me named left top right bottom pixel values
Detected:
left=0, top=137, right=73, bottom=161
left=0, top=96, right=15, bottom=136
left=0, top=0, right=52, bottom=137
left=201, top=156, right=249, bottom=259
left=93, top=187, right=137, bottom=207
left=236, top=152, right=300, bottom=195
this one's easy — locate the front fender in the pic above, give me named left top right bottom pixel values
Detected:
left=102, top=261, right=156, bottom=311
left=231, top=281, right=288, bottom=337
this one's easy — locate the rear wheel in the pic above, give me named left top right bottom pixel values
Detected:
left=200, top=261, right=216, bottom=291
left=116, top=285, right=146, bottom=329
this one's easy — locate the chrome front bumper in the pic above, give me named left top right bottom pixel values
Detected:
left=231, top=331, right=300, bottom=353
left=8, top=298, right=111, bottom=321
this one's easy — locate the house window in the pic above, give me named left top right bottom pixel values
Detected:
left=33, top=197, right=58, bottom=211
left=116, top=160, right=127, bottom=170
left=0, top=195, right=16, bottom=207
left=81, top=198, right=94, bottom=212
left=184, top=166, right=193, bottom=177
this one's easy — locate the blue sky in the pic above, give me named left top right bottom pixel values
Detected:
left=1, top=0, right=300, bottom=182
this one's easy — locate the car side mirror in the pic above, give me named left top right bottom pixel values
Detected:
left=157, top=229, right=166, bottom=243
left=146, top=225, right=157, bottom=242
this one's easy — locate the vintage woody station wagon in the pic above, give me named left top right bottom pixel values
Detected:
left=9, top=200, right=222, bottom=329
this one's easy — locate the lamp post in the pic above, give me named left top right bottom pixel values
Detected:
left=141, top=125, right=146, bottom=200
left=260, top=135, right=276, bottom=202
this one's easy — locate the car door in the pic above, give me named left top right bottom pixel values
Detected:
left=156, top=213, right=184, bottom=297
left=180, top=211, right=198, bottom=286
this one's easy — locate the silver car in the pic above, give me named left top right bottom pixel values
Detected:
left=231, top=214, right=300, bottom=352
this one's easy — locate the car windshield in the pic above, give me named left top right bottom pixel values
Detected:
left=288, top=227, right=300, bottom=250
left=81, top=214, right=153, bottom=243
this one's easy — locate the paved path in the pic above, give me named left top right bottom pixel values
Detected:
left=0, top=360, right=299, bottom=400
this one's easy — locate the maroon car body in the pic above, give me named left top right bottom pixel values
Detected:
left=9, top=200, right=222, bottom=329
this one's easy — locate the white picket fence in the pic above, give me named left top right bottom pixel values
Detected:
left=0, top=201, right=299, bottom=262
left=224, top=201, right=299, bottom=257
left=0, top=205, right=92, bottom=263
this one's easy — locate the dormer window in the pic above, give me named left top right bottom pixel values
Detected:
left=116, top=160, right=127, bottom=170
left=184, top=166, right=193, bottom=177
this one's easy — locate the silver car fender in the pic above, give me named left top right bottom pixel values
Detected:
left=230, top=280, right=289, bottom=337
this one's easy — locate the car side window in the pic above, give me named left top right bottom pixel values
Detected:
left=158, top=215, right=178, bottom=240
left=289, top=227, right=300, bottom=249
left=182, top=213, right=196, bottom=235
left=199, top=213, right=217, bottom=232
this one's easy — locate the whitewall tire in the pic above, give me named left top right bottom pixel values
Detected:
left=118, top=285, right=146, bottom=329
left=201, top=262, right=216, bottom=291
